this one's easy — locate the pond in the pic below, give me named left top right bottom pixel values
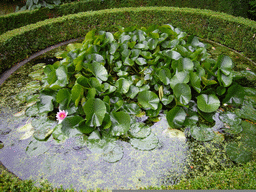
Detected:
left=0, top=27, right=256, bottom=191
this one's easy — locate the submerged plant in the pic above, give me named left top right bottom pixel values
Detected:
left=17, top=24, right=256, bottom=163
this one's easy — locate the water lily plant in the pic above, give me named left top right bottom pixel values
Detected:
left=18, top=24, right=256, bottom=163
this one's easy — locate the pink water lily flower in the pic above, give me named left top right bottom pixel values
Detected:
left=56, top=109, right=68, bottom=124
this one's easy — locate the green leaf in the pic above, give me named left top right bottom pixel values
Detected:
left=190, top=125, right=215, bottom=141
left=56, top=88, right=71, bottom=107
left=126, top=85, right=139, bottom=99
left=201, top=76, right=218, bottom=87
left=223, top=83, right=245, bottom=106
left=129, top=122, right=151, bottom=138
left=197, top=94, right=220, bottom=113
left=44, top=65, right=57, bottom=85
left=173, top=83, right=191, bottom=106
left=130, top=132, right=159, bottom=151
left=76, top=120, right=95, bottom=134
left=169, top=71, right=190, bottom=89
left=123, top=103, right=141, bottom=115
left=219, top=112, right=242, bottom=134
left=38, top=92, right=55, bottom=113
left=156, top=68, right=172, bottom=85
left=87, top=131, right=116, bottom=153
left=87, top=62, right=108, bottom=81
left=167, top=106, right=186, bottom=128
left=217, top=70, right=233, bottom=87
left=137, top=90, right=160, bottom=110
left=83, top=98, right=106, bottom=127
left=52, top=124, right=68, bottom=143
left=49, top=65, right=68, bottom=90
left=146, top=103, right=162, bottom=117
left=110, top=111, right=131, bottom=136
left=148, top=38, right=158, bottom=50
left=162, top=50, right=182, bottom=60
left=217, top=55, right=233, bottom=76
left=115, top=78, right=132, bottom=94
left=190, top=72, right=201, bottom=93
left=110, top=43, right=119, bottom=55
left=226, top=142, right=252, bottom=164
left=161, top=95, right=174, bottom=105
left=135, top=57, right=147, bottom=65
left=71, top=84, right=84, bottom=106
left=26, top=104, right=39, bottom=117
left=181, top=58, right=194, bottom=71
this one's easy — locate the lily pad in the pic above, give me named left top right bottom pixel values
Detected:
left=137, top=90, right=159, bottom=110
left=190, top=125, right=215, bottom=141
left=129, top=122, right=151, bottom=139
left=130, top=132, right=159, bottom=151
left=197, top=94, right=220, bottom=113
left=166, top=106, right=186, bottom=128
left=102, top=142, right=124, bottom=163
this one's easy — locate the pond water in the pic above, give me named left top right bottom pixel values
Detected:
left=0, top=39, right=255, bottom=191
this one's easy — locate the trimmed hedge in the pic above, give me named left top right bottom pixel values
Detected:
left=1, top=7, right=256, bottom=74
left=0, top=0, right=251, bottom=35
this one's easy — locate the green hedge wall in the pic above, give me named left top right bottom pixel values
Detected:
left=0, top=0, right=251, bottom=35
left=1, top=7, right=256, bottom=74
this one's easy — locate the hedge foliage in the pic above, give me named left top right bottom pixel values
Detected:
left=1, top=7, right=256, bottom=74
left=0, top=0, right=251, bottom=35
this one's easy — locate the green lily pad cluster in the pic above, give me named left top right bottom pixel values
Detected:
left=18, top=24, right=256, bottom=163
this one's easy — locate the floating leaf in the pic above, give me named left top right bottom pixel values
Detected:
left=110, top=111, right=131, bottom=136
left=61, top=116, right=83, bottom=136
left=219, top=112, right=242, bottom=134
left=20, top=129, right=35, bottom=140
left=190, top=125, right=215, bottom=141
left=197, top=94, right=220, bottom=113
left=130, top=132, right=159, bottom=151
left=137, top=90, right=159, bottom=110
left=102, top=142, right=124, bottom=163
left=167, top=106, right=186, bottom=128
left=129, top=122, right=151, bottom=139
left=52, top=124, right=68, bottom=143
left=17, top=123, right=33, bottom=132
left=26, top=104, right=39, bottom=117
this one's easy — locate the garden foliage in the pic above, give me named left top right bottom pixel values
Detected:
left=18, top=25, right=256, bottom=163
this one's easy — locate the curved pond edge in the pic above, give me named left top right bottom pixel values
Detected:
left=0, top=37, right=83, bottom=86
